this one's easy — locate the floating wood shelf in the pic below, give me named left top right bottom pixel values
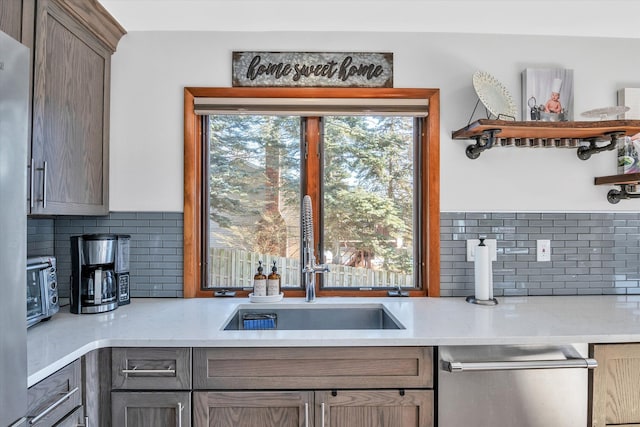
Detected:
left=594, top=173, right=640, bottom=186
left=452, top=119, right=640, bottom=160
left=453, top=120, right=640, bottom=203
left=594, top=173, right=640, bottom=204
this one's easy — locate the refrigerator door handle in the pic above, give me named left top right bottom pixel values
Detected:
left=27, top=387, right=79, bottom=425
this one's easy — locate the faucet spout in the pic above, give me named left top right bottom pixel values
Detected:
left=302, top=195, right=329, bottom=302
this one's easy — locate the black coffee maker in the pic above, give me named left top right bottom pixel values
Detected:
left=71, top=234, right=119, bottom=314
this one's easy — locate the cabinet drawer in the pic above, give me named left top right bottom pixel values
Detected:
left=112, top=348, right=191, bottom=390
left=193, top=347, right=433, bottom=389
left=27, top=359, right=82, bottom=427
left=112, top=391, right=191, bottom=427
left=54, top=405, right=85, bottom=427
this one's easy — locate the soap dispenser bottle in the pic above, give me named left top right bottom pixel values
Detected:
left=253, top=261, right=267, bottom=297
left=267, top=261, right=281, bottom=296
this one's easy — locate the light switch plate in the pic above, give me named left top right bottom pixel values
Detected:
left=467, top=239, right=497, bottom=262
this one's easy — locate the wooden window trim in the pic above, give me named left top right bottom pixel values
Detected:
left=183, top=87, right=440, bottom=298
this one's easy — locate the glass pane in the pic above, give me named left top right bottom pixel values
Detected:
left=205, top=115, right=301, bottom=289
left=322, top=116, right=415, bottom=289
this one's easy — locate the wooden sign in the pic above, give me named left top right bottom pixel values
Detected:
left=232, top=52, right=393, bottom=88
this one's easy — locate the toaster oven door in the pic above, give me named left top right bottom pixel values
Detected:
left=26, top=267, right=46, bottom=327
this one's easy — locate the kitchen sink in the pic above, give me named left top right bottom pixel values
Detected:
left=223, top=304, right=405, bottom=330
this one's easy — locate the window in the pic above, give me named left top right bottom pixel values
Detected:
left=183, top=88, right=440, bottom=297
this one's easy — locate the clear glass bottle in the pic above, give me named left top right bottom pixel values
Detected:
left=253, top=261, right=267, bottom=296
left=267, top=261, right=281, bottom=296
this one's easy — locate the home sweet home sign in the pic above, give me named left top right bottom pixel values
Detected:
left=232, top=52, right=393, bottom=88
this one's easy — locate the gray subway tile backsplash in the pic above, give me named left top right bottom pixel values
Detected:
left=441, top=212, right=640, bottom=297
left=27, top=212, right=184, bottom=299
left=28, top=211, right=640, bottom=299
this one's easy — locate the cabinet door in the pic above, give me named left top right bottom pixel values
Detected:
left=315, top=390, right=433, bottom=427
left=31, top=0, right=110, bottom=215
left=193, top=391, right=313, bottom=427
left=591, top=344, right=640, bottom=427
left=112, top=391, right=191, bottom=427
left=0, top=0, right=24, bottom=41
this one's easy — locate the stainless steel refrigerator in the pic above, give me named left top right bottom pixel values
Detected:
left=0, top=29, right=29, bottom=427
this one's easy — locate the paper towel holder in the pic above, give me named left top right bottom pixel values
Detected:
left=467, top=237, right=498, bottom=306
left=466, top=295, right=498, bottom=306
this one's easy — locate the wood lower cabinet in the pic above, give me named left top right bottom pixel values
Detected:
left=111, top=348, right=192, bottom=427
left=27, top=359, right=83, bottom=427
left=192, top=389, right=433, bottom=427
left=112, top=347, right=192, bottom=390
left=54, top=405, right=87, bottom=427
left=590, top=343, right=640, bottom=427
left=111, top=391, right=191, bottom=427
left=317, top=390, right=433, bottom=427
left=192, top=347, right=434, bottom=427
left=193, top=391, right=312, bottom=427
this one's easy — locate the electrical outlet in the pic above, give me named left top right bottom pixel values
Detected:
left=467, top=239, right=497, bottom=262
left=537, top=239, right=551, bottom=262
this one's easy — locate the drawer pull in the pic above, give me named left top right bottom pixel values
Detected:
left=28, top=386, right=79, bottom=425
left=177, top=402, right=184, bottom=427
left=121, top=366, right=176, bottom=376
left=321, top=402, right=326, bottom=427
left=304, top=403, right=309, bottom=427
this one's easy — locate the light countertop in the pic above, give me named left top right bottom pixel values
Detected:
left=26, top=295, right=640, bottom=386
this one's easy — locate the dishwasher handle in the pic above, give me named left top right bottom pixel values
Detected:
left=443, top=358, right=598, bottom=373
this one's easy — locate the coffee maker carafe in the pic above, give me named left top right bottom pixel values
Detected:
left=71, top=234, right=119, bottom=314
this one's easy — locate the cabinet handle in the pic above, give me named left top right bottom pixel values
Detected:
left=9, top=417, right=27, bottom=427
left=121, top=366, right=176, bottom=376
left=304, top=403, right=309, bottom=427
left=42, top=161, right=47, bottom=208
left=177, top=402, right=184, bottom=427
left=76, top=416, right=89, bottom=427
left=28, top=386, right=79, bottom=425
left=321, top=402, right=326, bottom=427
left=29, top=158, right=34, bottom=208
left=36, top=161, right=47, bottom=208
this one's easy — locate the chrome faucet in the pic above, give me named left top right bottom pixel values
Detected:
left=302, top=195, right=329, bottom=302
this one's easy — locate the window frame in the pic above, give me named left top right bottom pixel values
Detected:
left=183, top=87, right=440, bottom=298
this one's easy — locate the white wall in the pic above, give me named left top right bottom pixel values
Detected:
left=109, top=31, right=640, bottom=212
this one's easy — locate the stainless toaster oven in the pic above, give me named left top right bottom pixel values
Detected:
left=27, top=256, right=59, bottom=328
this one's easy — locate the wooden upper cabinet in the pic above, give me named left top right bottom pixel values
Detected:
left=0, top=0, right=25, bottom=41
left=29, top=0, right=125, bottom=215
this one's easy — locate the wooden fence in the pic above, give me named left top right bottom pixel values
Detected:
left=207, top=247, right=413, bottom=289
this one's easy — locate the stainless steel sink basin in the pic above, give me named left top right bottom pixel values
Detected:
left=223, top=304, right=405, bottom=330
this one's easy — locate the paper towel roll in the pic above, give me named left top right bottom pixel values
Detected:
left=474, top=242, right=490, bottom=301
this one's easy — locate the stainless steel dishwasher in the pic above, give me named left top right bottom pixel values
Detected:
left=438, top=344, right=597, bottom=427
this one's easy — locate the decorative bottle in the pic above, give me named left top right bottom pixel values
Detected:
left=253, top=261, right=267, bottom=297
left=267, top=261, right=281, bottom=296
